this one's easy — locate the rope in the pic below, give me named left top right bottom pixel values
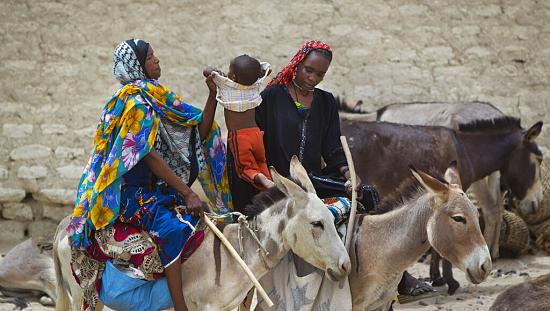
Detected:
left=175, top=207, right=197, bottom=232
left=204, top=211, right=271, bottom=267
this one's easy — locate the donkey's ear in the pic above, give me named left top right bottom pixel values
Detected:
left=270, top=166, right=309, bottom=203
left=444, top=160, right=462, bottom=188
left=524, top=121, right=543, bottom=143
left=289, top=155, right=316, bottom=194
left=410, top=165, right=448, bottom=197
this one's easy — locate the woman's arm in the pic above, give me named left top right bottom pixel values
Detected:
left=198, top=73, right=218, bottom=140
left=144, top=150, right=204, bottom=216
left=322, top=94, right=363, bottom=193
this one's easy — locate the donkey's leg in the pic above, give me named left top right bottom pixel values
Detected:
left=470, top=174, right=502, bottom=259
left=442, top=259, right=459, bottom=295
left=238, top=289, right=255, bottom=311
left=57, top=234, right=85, bottom=311
left=53, top=217, right=72, bottom=311
left=37, top=267, right=57, bottom=306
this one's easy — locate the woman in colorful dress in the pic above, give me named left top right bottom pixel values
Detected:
left=67, top=39, right=231, bottom=311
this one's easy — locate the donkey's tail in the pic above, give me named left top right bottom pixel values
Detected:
left=53, top=216, right=71, bottom=311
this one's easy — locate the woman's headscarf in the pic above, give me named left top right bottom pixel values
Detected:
left=267, top=40, right=332, bottom=87
left=113, top=39, right=151, bottom=84
left=68, top=40, right=233, bottom=250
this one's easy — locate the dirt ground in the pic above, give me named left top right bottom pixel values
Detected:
left=2, top=239, right=550, bottom=311
left=395, top=253, right=550, bottom=311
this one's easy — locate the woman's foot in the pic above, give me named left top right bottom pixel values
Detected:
left=398, top=271, right=435, bottom=296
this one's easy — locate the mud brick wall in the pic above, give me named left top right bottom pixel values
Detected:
left=1, top=0, right=548, bottom=247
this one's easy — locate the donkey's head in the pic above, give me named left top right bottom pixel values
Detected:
left=412, top=163, right=491, bottom=284
left=270, top=156, right=351, bottom=281
left=502, top=121, right=543, bottom=215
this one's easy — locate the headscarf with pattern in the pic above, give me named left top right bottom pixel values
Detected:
left=113, top=39, right=151, bottom=85
left=267, top=40, right=332, bottom=87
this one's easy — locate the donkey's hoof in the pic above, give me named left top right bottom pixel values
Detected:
left=40, top=296, right=55, bottom=306
left=432, top=277, right=446, bottom=287
left=447, top=279, right=460, bottom=295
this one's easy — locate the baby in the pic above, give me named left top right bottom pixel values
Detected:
left=204, top=55, right=273, bottom=189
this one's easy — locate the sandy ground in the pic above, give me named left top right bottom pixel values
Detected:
left=394, top=253, right=550, bottom=311
left=1, top=238, right=549, bottom=311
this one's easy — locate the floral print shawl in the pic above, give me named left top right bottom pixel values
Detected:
left=68, top=79, right=232, bottom=249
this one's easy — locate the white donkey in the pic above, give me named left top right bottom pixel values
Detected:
left=54, top=156, right=351, bottom=310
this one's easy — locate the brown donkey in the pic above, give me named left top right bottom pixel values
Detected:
left=339, top=101, right=543, bottom=223
left=341, top=117, right=542, bottom=259
left=348, top=165, right=491, bottom=310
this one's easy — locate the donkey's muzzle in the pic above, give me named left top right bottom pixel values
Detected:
left=464, top=246, right=492, bottom=284
left=326, top=257, right=351, bottom=281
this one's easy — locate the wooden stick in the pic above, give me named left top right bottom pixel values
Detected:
left=340, top=136, right=358, bottom=252
left=203, top=216, right=274, bottom=307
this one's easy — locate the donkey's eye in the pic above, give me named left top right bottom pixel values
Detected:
left=452, top=216, right=466, bottom=224
left=311, top=221, right=324, bottom=230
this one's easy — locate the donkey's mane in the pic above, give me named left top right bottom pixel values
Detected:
left=373, top=169, right=447, bottom=214
left=243, top=186, right=287, bottom=218
left=458, top=116, right=521, bottom=132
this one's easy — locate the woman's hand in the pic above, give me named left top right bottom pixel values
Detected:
left=205, top=73, right=217, bottom=94
left=198, top=68, right=220, bottom=140
left=203, top=67, right=224, bottom=95
left=344, top=169, right=363, bottom=199
left=183, top=191, right=204, bottom=217
left=203, top=67, right=226, bottom=78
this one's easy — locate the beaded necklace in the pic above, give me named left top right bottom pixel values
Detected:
left=291, top=80, right=313, bottom=117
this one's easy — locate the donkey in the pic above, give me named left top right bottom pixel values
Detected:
left=341, top=117, right=543, bottom=259
left=339, top=101, right=542, bottom=228
left=339, top=101, right=543, bottom=293
left=490, top=272, right=550, bottom=311
left=54, top=156, right=351, bottom=311
left=339, top=101, right=502, bottom=128
left=341, top=118, right=541, bottom=295
left=0, top=238, right=56, bottom=307
left=348, top=165, right=491, bottom=310
left=339, top=100, right=544, bottom=226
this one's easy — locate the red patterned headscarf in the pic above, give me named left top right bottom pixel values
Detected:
left=267, top=40, right=332, bottom=87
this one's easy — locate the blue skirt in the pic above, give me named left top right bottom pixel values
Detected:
left=119, top=161, right=199, bottom=267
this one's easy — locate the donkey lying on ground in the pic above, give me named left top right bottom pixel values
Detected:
left=490, top=272, right=550, bottom=311
left=347, top=164, right=491, bottom=310
left=0, top=238, right=56, bottom=308
left=54, top=157, right=351, bottom=311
